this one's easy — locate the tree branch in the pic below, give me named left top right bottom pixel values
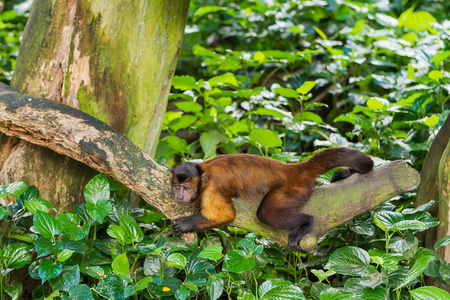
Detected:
left=0, top=83, right=420, bottom=250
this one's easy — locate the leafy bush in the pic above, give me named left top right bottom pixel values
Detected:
left=0, top=177, right=449, bottom=299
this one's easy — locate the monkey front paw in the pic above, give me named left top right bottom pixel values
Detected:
left=173, top=217, right=194, bottom=235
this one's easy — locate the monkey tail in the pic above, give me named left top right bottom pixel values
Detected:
left=305, top=147, right=374, bottom=179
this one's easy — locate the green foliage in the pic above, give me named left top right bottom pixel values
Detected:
left=0, top=3, right=29, bottom=84
left=0, top=179, right=448, bottom=299
left=159, top=0, right=450, bottom=167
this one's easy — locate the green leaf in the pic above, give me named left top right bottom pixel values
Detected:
left=3, top=243, right=33, bottom=269
left=107, top=224, right=129, bottom=244
left=428, top=70, right=444, bottom=80
left=175, top=101, right=202, bottom=113
left=313, top=26, right=327, bottom=40
left=398, top=8, right=437, bottom=32
left=373, top=211, right=404, bottom=231
left=254, top=108, right=289, bottom=120
left=20, top=185, right=39, bottom=201
left=396, top=254, right=435, bottom=289
left=195, top=6, right=226, bottom=18
left=48, top=265, right=80, bottom=292
left=311, top=269, right=336, bottom=282
left=431, top=51, right=450, bottom=67
left=112, top=252, right=130, bottom=275
left=68, top=284, right=95, bottom=300
left=33, top=211, right=62, bottom=239
left=259, top=280, right=305, bottom=300
left=254, top=51, right=265, bottom=63
left=119, top=212, right=144, bottom=243
left=392, top=220, right=428, bottom=231
left=136, top=277, right=152, bottom=291
left=176, top=287, right=191, bottom=300
left=97, top=274, right=129, bottom=299
left=275, top=87, right=299, bottom=98
left=366, top=98, right=385, bottom=110
left=163, top=135, right=188, bottom=154
left=85, top=199, right=112, bottom=223
left=167, top=253, right=187, bottom=270
left=410, top=286, right=450, bottom=300
left=138, top=211, right=165, bottom=224
left=208, top=73, right=238, bottom=87
left=238, top=292, right=257, bottom=300
left=172, top=75, right=197, bottom=90
left=297, top=81, right=316, bottom=95
left=206, top=275, right=224, bottom=300
left=84, top=174, right=110, bottom=204
left=324, top=246, right=370, bottom=275
left=198, top=245, right=224, bottom=260
left=57, top=249, right=75, bottom=262
left=249, top=129, right=282, bottom=152
left=4, top=280, right=22, bottom=300
left=434, top=236, right=450, bottom=249
left=169, top=115, right=198, bottom=132
left=24, top=200, right=48, bottom=214
left=224, top=250, right=255, bottom=273
left=425, top=115, right=439, bottom=127
left=0, top=181, right=27, bottom=198
left=293, top=111, right=323, bottom=124
left=38, top=259, right=63, bottom=283
left=200, top=130, right=226, bottom=159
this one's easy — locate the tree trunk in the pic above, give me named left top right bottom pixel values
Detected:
left=2, top=0, right=189, bottom=209
left=0, top=82, right=421, bottom=251
left=416, top=116, right=450, bottom=290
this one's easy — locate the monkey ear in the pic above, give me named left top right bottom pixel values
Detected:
left=194, top=163, right=203, bottom=176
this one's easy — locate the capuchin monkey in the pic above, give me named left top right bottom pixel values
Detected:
left=171, top=147, right=373, bottom=250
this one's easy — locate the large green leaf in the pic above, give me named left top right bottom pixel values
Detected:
left=85, top=199, right=112, bottom=223
left=112, top=252, right=130, bottom=276
left=396, top=254, right=435, bottom=289
left=0, top=181, right=27, bottom=198
left=206, top=275, right=224, bottom=300
left=49, top=265, right=80, bottom=292
left=410, top=286, right=450, bottom=300
left=208, top=73, right=238, bottom=87
left=324, top=246, right=370, bottom=275
left=84, top=174, right=110, bottom=204
left=172, top=75, right=197, bottom=91
left=224, top=250, right=255, bottom=273
left=68, top=284, right=95, bottom=300
left=249, top=129, right=282, bottom=152
left=2, top=243, right=33, bottom=269
left=259, top=280, right=305, bottom=300
left=434, top=236, right=450, bottom=249
left=119, top=212, right=144, bottom=243
left=167, top=253, right=187, bottom=270
left=373, top=211, right=403, bottom=231
left=38, top=259, right=63, bottom=283
left=198, top=245, right=224, bottom=260
left=33, top=211, right=62, bottom=239
left=4, top=280, right=22, bottom=300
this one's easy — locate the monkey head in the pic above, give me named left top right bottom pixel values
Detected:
left=171, top=162, right=202, bottom=205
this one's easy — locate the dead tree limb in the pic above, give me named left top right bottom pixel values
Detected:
left=0, top=83, right=420, bottom=250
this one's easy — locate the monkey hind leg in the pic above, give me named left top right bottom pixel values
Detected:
left=256, top=187, right=314, bottom=250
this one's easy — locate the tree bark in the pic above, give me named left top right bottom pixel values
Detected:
left=0, top=83, right=421, bottom=251
left=416, top=116, right=450, bottom=290
left=3, top=0, right=189, bottom=209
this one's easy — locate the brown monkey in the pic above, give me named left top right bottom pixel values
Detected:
left=171, top=147, right=373, bottom=250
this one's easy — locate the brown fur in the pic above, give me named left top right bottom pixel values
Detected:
left=171, top=147, right=373, bottom=250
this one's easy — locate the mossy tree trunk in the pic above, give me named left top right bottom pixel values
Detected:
left=416, top=115, right=450, bottom=290
left=1, top=0, right=189, bottom=210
